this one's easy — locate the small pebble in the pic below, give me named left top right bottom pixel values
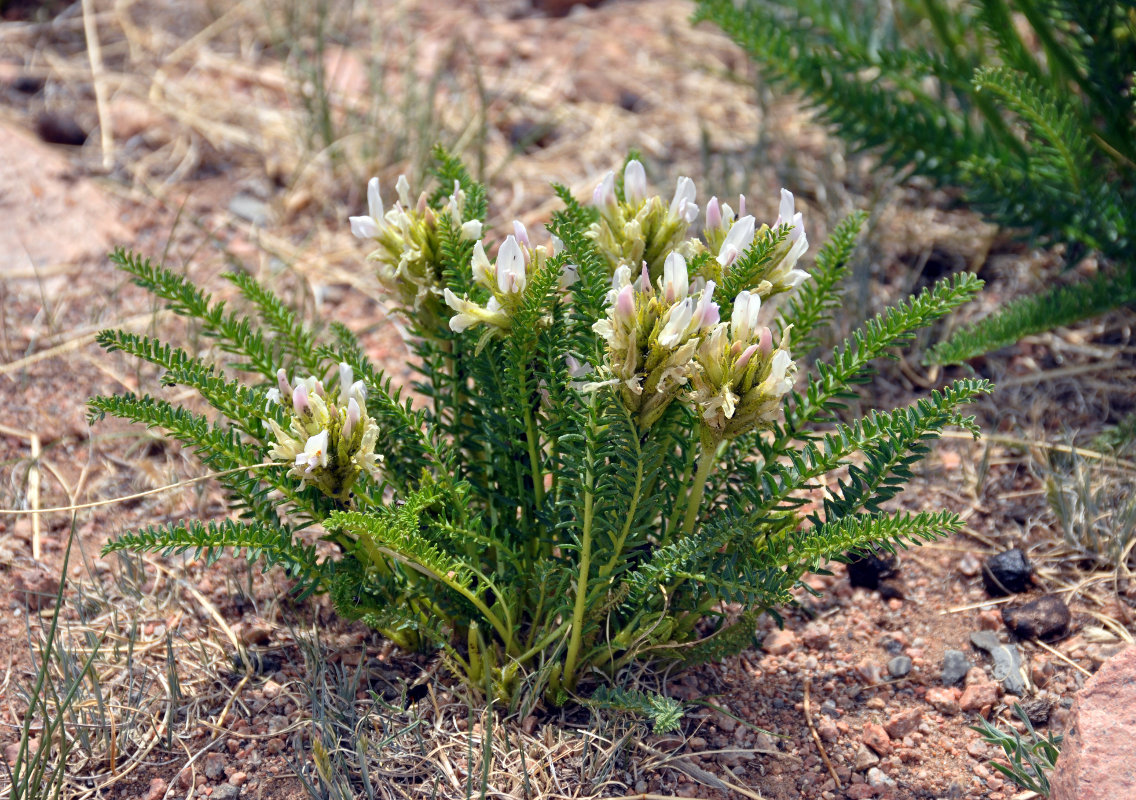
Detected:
left=940, top=650, right=973, bottom=685
left=887, top=655, right=912, bottom=678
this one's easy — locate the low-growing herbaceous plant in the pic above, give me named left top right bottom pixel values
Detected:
left=91, top=150, right=989, bottom=727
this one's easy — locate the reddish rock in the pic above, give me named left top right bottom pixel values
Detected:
left=925, top=687, right=961, bottom=716
left=862, top=722, right=892, bottom=756
left=960, top=681, right=1000, bottom=712
left=883, top=708, right=922, bottom=739
left=816, top=715, right=839, bottom=742
left=846, top=784, right=878, bottom=799
left=1051, top=646, right=1136, bottom=800
left=763, top=629, right=797, bottom=655
left=801, top=621, right=831, bottom=650
left=143, top=777, right=168, bottom=800
left=10, top=567, right=59, bottom=609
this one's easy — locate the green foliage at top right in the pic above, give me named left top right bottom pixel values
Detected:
left=694, top=0, right=1136, bottom=363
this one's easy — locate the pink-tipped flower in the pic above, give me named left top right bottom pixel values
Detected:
left=695, top=281, right=719, bottom=329
left=614, top=284, right=636, bottom=324
left=276, top=368, right=292, bottom=398
left=292, top=384, right=310, bottom=416
left=757, top=326, right=773, bottom=356
left=343, top=397, right=361, bottom=440
left=592, top=170, right=617, bottom=210
left=513, top=220, right=530, bottom=248
left=776, top=188, right=805, bottom=243
left=658, top=298, right=694, bottom=348
left=738, top=193, right=747, bottom=218
left=734, top=342, right=760, bottom=372
left=624, top=159, right=648, bottom=204
left=705, top=196, right=722, bottom=230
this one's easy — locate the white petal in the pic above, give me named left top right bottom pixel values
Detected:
left=624, top=159, right=647, bottom=204
left=396, top=174, right=411, bottom=207
left=717, top=215, right=756, bottom=267
left=662, top=251, right=689, bottom=303
left=496, top=235, right=527, bottom=294
left=349, top=215, right=380, bottom=239
left=367, top=177, right=384, bottom=220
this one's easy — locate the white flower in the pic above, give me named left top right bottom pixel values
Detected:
left=471, top=241, right=493, bottom=288
left=338, top=362, right=354, bottom=397
left=717, top=215, right=756, bottom=267
left=669, top=176, right=699, bottom=224
left=705, top=196, right=722, bottom=230
left=592, top=170, right=617, bottom=211
left=396, top=174, right=412, bottom=207
left=461, top=220, right=483, bottom=240
left=349, top=177, right=384, bottom=239
left=660, top=251, right=689, bottom=304
left=295, top=429, right=329, bottom=475
left=658, top=298, right=694, bottom=349
left=495, top=235, right=527, bottom=295
left=624, top=159, right=648, bottom=204
left=730, top=291, right=762, bottom=342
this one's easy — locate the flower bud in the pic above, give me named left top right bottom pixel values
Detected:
left=758, top=326, right=773, bottom=356
left=276, top=368, right=292, bottom=398
left=705, top=196, right=722, bottom=230
left=292, top=384, right=310, bottom=416
left=624, top=159, right=647, bottom=204
left=614, top=284, right=636, bottom=324
left=343, top=397, right=361, bottom=440
left=592, top=170, right=617, bottom=210
left=339, top=362, right=354, bottom=397
left=734, top=342, right=760, bottom=372
left=396, top=174, right=412, bottom=207
left=461, top=219, right=483, bottom=241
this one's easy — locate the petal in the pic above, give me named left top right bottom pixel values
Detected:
left=496, top=235, right=527, bottom=294
left=624, top=159, right=647, bottom=204
left=349, top=215, right=380, bottom=239
left=367, top=177, right=384, bottom=220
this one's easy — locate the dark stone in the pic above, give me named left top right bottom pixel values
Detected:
left=940, top=650, right=973, bottom=685
left=34, top=112, right=87, bottom=146
left=13, top=75, right=43, bottom=94
left=887, top=655, right=913, bottom=678
left=846, top=548, right=899, bottom=589
left=531, top=0, right=605, bottom=16
left=1002, top=594, right=1072, bottom=641
left=212, top=785, right=241, bottom=800
left=506, top=119, right=558, bottom=153
left=982, top=548, right=1032, bottom=596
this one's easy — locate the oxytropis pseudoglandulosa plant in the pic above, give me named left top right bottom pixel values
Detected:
left=92, top=149, right=989, bottom=723
left=695, top=0, right=1136, bottom=364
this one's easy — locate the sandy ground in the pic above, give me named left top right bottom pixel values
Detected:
left=1, top=1, right=1134, bottom=799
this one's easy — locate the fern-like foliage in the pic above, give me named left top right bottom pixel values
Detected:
left=94, top=150, right=987, bottom=717
left=694, top=0, right=1136, bottom=362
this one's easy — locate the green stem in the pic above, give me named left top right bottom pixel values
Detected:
left=681, top=435, right=720, bottom=538
left=599, top=410, right=644, bottom=579
left=522, top=399, right=545, bottom=509
left=562, top=409, right=597, bottom=691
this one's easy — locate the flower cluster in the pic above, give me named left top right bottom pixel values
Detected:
left=441, top=220, right=560, bottom=342
left=267, top=363, right=382, bottom=500
left=584, top=162, right=809, bottom=440
left=589, top=253, right=719, bottom=429
left=688, top=291, right=796, bottom=439
left=588, top=160, right=701, bottom=282
left=350, top=175, right=481, bottom=332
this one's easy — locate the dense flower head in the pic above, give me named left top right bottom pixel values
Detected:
left=267, top=364, right=382, bottom=500
left=688, top=291, right=796, bottom=440
left=350, top=176, right=480, bottom=332
left=442, top=220, right=561, bottom=341
left=589, top=253, right=720, bottom=429
left=587, top=160, right=702, bottom=282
